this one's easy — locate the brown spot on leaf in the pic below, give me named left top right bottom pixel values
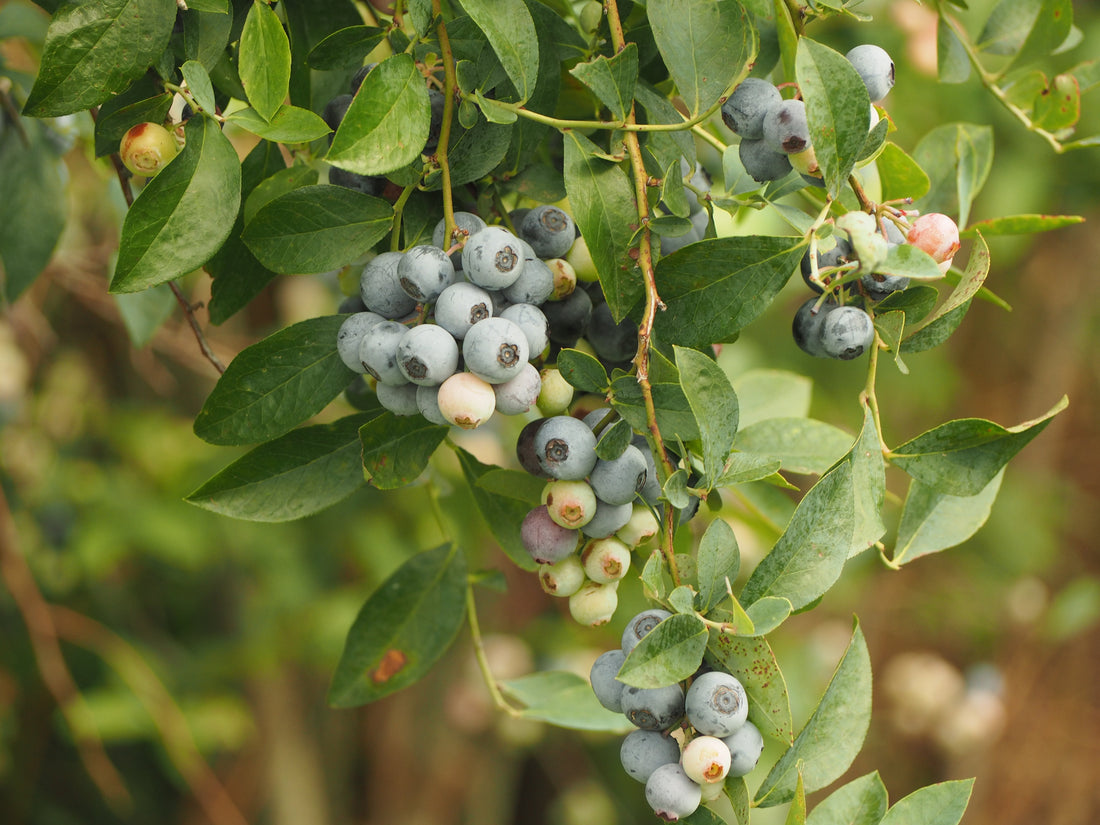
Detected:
left=370, top=649, right=408, bottom=683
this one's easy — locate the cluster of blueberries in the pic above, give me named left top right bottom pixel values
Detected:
left=591, top=609, right=765, bottom=821
left=720, top=44, right=895, bottom=184
left=515, top=410, right=668, bottom=625
left=792, top=209, right=961, bottom=360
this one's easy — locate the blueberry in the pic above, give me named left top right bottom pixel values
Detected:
left=534, top=415, right=598, bottom=480
left=739, top=138, right=793, bottom=183
left=493, top=362, right=542, bottom=416
left=516, top=418, right=551, bottom=478
left=519, top=205, right=576, bottom=258
left=681, top=735, right=732, bottom=785
left=337, top=311, right=385, bottom=373
left=502, top=244, right=555, bottom=305
left=800, top=238, right=854, bottom=293
left=499, top=303, right=549, bottom=357
left=622, top=608, right=674, bottom=656
left=590, top=649, right=628, bottom=712
left=622, top=683, right=686, bottom=731
left=545, top=257, right=578, bottom=301
left=435, top=371, right=497, bottom=429
left=568, top=580, right=619, bottom=626
left=659, top=208, right=709, bottom=257
left=462, top=317, right=530, bottom=384
left=907, top=212, right=960, bottom=265
left=521, top=504, right=581, bottom=564
left=792, top=297, right=833, bottom=358
left=763, top=99, right=810, bottom=155
left=539, top=555, right=585, bottom=597
left=119, top=122, right=179, bottom=177
left=543, top=479, right=598, bottom=530
left=820, top=305, right=874, bottom=360
left=721, top=78, right=783, bottom=140
left=861, top=270, right=910, bottom=300
left=397, top=244, right=456, bottom=302
left=349, top=63, right=378, bottom=93
left=338, top=293, right=368, bottom=314
left=322, top=94, right=353, bottom=134
left=396, top=323, right=460, bottom=386
left=329, top=166, right=387, bottom=196
left=846, top=44, right=895, bottom=103
left=621, top=729, right=681, bottom=783
left=682, top=159, right=712, bottom=216
left=617, top=504, right=660, bottom=547
left=360, top=252, right=417, bottom=319
left=580, top=536, right=632, bottom=583
left=631, top=435, right=662, bottom=505
left=685, top=671, right=748, bottom=737
left=722, top=720, right=764, bottom=777
left=433, top=281, right=493, bottom=340
left=462, top=226, right=526, bottom=290
left=582, top=406, right=615, bottom=431
left=645, top=763, right=702, bottom=821
left=359, top=320, right=410, bottom=386
left=416, top=384, right=449, bottom=425
left=586, top=301, right=638, bottom=364
left=580, top=497, right=634, bottom=539
left=422, top=88, right=445, bottom=154
left=433, top=211, right=487, bottom=271
left=541, top=287, right=593, bottom=347
left=375, top=381, right=420, bottom=416
left=536, top=366, right=574, bottom=417
left=588, top=444, right=648, bottom=506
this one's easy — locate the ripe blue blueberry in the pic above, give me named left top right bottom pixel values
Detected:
left=493, top=362, right=542, bottom=415
left=516, top=418, right=551, bottom=478
left=580, top=497, right=634, bottom=539
left=801, top=238, right=854, bottom=293
left=415, top=384, right=449, bottom=425
left=329, top=166, right=386, bottom=196
left=763, top=99, right=811, bottom=154
left=739, top=138, right=793, bottom=183
left=586, top=301, right=638, bottom=364
left=359, top=320, right=411, bottom=386
left=685, top=671, right=749, bottom=737
left=541, top=287, right=593, bottom=347
left=846, top=44, right=895, bottom=103
left=590, top=648, right=627, bottom=712
left=499, top=303, right=550, bottom=357
left=433, top=281, right=493, bottom=340
left=396, top=323, right=460, bottom=386
left=432, top=211, right=486, bottom=271
left=534, top=415, right=599, bottom=480
left=521, top=504, right=581, bottom=564
left=462, top=317, right=530, bottom=384
left=502, top=242, right=556, bottom=305
left=462, top=226, right=526, bottom=289
left=620, top=729, right=681, bottom=783
left=820, top=305, right=875, bottom=360
left=519, top=205, right=576, bottom=258
left=337, top=311, right=385, bottom=373
left=645, top=763, right=701, bottom=821
left=631, top=434, right=663, bottom=505
left=375, top=381, right=419, bottom=416
left=861, top=270, right=910, bottom=300
left=360, top=252, right=417, bottom=319
left=721, top=78, right=783, bottom=140
left=589, top=444, right=648, bottom=506
left=397, top=244, right=456, bottom=302
left=622, top=608, right=673, bottom=656
left=322, top=94, right=352, bottom=134
left=349, top=63, right=377, bottom=93
left=622, top=683, right=685, bottom=731
left=722, top=720, right=764, bottom=777
left=792, top=297, right=834, bottom=358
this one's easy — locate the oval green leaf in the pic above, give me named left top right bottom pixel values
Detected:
left=675, top=345, right=739, bottom=486
left=227, top=104, right=332, bottom=143
left=707, top=633, right=793, bottom=744
left=499, top=671, right=632, bottom=732
left=239, top=0, right=292, bottom=122
left=461, top=0, right=539, bottom=102
left=360, top=413, right=449, bottom=490
left=618, top=614, right=709, bottom=689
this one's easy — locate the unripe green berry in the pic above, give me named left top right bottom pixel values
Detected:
left=536, top=367, right=574, bottom=416
left=617, top=504, right=660, bottom=548
left=543, top=479, right=598, bottom=529
left=566, top=235, right=599, bottom=282
left=568, top=579, right=619, bottom=626
left=120, top=122, right=179, bottom=177
left=539, top=555, right=585, bottom=597
left=545, top=258, right=577, bottom=300
left=581, top=536, right=632, bottom=583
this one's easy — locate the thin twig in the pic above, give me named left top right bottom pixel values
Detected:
left=0, top=484, right=132, bottom=811
left=432, top=0, right=458, bottom=244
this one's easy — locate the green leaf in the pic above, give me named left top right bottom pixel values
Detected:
left=569, top=44, right=638, bottom=123
left=797, top=38, right=871, bottom=198
left=726, top=776, right=751, bottom=825
left=181, top=61, right=217, bottom=115
left=877, top=142, right=932, bottom=203
left=243, top=164, right=319, bottom=225
left=733, top=370, right=812, bottom=428
left=618, top=614, right=709, bottom=688
left=306, top=25, right=387, bottom=70
left=846, top=406, right=887, bottom=557
left=734, top=418, right=853, bottom=476
left=741, top=463, right=855, bottom=611
left=786, top=769, right=807, bottom=825
left=329, top=545, right=467, bottom=707
left=461, top=0, right=539, bottom=103
left=980, top=0, right=1072, bottom=70
left=937, top=16, right=971, bottom=84
left=806, top=772, right=889, bottom=825
left=0, top=121, right=67, bottom=303
left=890, top=396, right=1066, bottom=497
left=903, top=232, right=990, bottom=351
left=499, top=671, right=631, bottom=732
left=182, top=6, right=234, bottom=72
left=563, top=131, right=643, bottom=321
left=611, top=377, right=699, bottom=442
left=655, top=237, right=804, bottom=348
left=647, top=0, right=755, bottom=117
left=92, top=83, right=173, bottom=158
left=475, top=469, right=546, bottom=506
left=557, top=348, right=610, bottom=393
left=744, top=597, right=792, bottom=636
left=874, top=285, right=939, bottom=326
left=242, top=185, right=393, bottom=274
left=756, top=620, right=872, bottom=807
left=595, top=419, right=633, bottom=461
left=457, top=448, right=539, bottom=572
left=186, top=414, right=375, bottom=522
left=961, top=213, right=1084, bottom=237
left=893, top=469, right=1004, bottom=565
left=912, top=123, right=993, bottom=227
left=675, top=346, right=739, bottom=486
left=697, top=518, right=740, bottom=613
left=424, top=115, right=513, bottom=189
left=360, top=413, right=448, bottom=490
left=23, top=0, right=176, bottom=117
left=227, top=104, right=332, bottom=143
left=708, top=634, right=793, bottom=744
left=879, top=779, right=974, bottom=825
left=327, top=54, right=430, bottom=176
left=876, top=243, right=944, bottom=281
left=239, top=0, right=292, bottom=122
left=111, top=116, right=241, bottom=293
left=193, top=315, right=353, bottom=446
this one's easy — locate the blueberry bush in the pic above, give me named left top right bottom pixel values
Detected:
left=1, top=0, right=1095, bottom=822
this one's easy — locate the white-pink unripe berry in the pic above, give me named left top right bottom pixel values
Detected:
left=580, top=536, right=632, bottom=583
left=907, top=213, right=961, bottom=264
left=681, top=735, right=732, bottom=785
left=436, top=371, right=496, bottom=428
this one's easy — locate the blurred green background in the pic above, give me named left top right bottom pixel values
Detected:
left=1, top=0, right=1098, bottom=823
